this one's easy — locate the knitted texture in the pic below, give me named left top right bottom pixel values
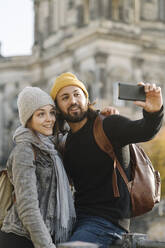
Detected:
left=50, top=72, right=89, bottom=100
left=17, top=86, right=55, bottom=127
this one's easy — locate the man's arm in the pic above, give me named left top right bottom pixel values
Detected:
left=103, top=83, right=164, bottom=147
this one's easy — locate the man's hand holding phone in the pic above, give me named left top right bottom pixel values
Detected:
left=118, top=82, right=163, bottom=113
left=134, top=82, right=163, bottom=113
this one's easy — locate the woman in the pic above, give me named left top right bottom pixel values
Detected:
left=0, top=86, right=76, bottom=248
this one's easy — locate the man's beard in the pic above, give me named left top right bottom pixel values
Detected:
left=59, top=104, right=88, bottom=123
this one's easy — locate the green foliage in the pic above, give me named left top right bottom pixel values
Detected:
left=141, top=126, right=165, bottom=198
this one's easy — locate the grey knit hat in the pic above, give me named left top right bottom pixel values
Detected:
left=17, top=86, right=55, bottom=127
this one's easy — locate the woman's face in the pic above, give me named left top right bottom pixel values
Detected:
left=28, top=104, right=56, bottom=136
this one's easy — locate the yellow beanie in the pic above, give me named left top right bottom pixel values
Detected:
left=50, top=72, right=89, bottom=100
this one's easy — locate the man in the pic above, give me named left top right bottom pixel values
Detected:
left=50, top=72, right=163, bottom=248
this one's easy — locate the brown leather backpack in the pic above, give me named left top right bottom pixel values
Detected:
left=93, top=114, right=161, bottom=217
left=0, top=146, right=36, bottom=227
left=0, top=170, right=14, bottom=227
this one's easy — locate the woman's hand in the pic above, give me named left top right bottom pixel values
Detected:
left=101, top=106, right=119, bottom=116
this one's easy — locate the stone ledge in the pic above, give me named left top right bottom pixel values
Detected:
left=57, top=233, right=165, bottom=248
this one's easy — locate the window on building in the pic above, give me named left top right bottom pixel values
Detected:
left=77, top=0, right=90, bottom=27
left=77, top=4, right=84, bottom=27
left=140, top=0, right=158, bottom=21
left=84, top=0, right=90, bottom=24
left=68, top=0, right=74, bottom=9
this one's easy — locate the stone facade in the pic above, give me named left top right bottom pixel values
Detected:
left=0, top=0, right=165, bottom=164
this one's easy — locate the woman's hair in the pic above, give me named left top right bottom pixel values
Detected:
left=25, top=116, right=32, bottom=128
left=53, top=100, right=99, bottom=135
left=26, top=115, right=41, bottom=140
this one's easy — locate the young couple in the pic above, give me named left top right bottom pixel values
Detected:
left=0, top=72, right=163, bottom=248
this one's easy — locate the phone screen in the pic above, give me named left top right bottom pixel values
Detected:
left=118, top=83, right=146, bottom=101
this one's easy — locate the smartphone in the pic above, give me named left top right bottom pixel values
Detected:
left=118, top=83, right=146, bottom=101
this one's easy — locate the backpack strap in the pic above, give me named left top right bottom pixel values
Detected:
left=93, top=114, right=130, bottom=197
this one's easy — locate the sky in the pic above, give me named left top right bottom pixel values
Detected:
left=0, top=0, right=34, bottom=57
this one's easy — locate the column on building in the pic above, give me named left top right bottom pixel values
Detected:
left=134, top=0, right=140, bottom=23
left=84, top=0, right=90, bottom=25
left=89, top=0, right=97, bottom=20
left=111, top=0, right=120, bottom=21
left=95, top=0, right=104, bottom=19
left=36, top=0, right=50, bottom=42
left=94, top=52, right=108, bottom=100
left=131, top=57, right=144, bottom=83
left=83, top=70, right=96, bottom=101
left=50, top=0, right=66, bottom=32
left=34, top=0, right=40, bottom=44
left=59, top=0, right=66, bottom=28
left=50, top=0, right=59, bottom=32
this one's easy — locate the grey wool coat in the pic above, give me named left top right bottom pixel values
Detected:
left=1, top=127, right=58, bottom=248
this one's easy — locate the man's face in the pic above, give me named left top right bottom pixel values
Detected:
left=56, top=85, right=88, bottom=123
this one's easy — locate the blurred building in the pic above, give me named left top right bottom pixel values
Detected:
left=0, top=0, right=165, bottom=164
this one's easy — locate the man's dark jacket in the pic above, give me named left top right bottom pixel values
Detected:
left=63, top=107, right=164, bottom=231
